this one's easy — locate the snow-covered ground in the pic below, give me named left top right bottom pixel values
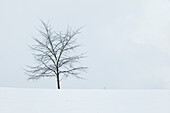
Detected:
left=0, top=87, right=169, bottom=113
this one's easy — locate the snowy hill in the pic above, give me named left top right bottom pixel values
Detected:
left=0, top=88, right=169, bottom=113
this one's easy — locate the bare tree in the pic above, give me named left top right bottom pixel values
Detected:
left=25, top=21, right=87, bottom=89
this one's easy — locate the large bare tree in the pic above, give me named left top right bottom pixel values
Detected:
left=26, top=21, right=87, bottom=89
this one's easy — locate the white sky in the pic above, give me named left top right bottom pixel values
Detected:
left=0, top=0, right=170, bottom=89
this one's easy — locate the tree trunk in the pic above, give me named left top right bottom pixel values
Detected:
left=56, top=73, right=60, bottom=89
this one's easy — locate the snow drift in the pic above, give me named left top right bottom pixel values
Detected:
left=0, top=87, right=169, bottom=113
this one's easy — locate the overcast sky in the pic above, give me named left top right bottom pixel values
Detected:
left=0, top=0, right=170, bottom=89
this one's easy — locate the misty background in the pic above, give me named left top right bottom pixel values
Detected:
left=0, top=0, right=170, bottom=89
